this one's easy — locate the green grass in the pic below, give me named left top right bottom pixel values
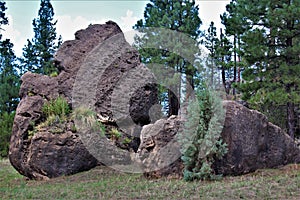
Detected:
left=0, top=159, right=299, bottom=199
left=42, top=96, right=70, bottom=120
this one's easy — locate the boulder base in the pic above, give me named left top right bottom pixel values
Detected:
left=136, top=101, right=300, bottom=178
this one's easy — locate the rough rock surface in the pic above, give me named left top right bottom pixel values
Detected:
left=25, top=127, right=98, bottom=180
left=137, top=115, right=183, bottom=178
left=213, top=101, right=300, bottom=175
left=137, top=101, right=300, bottom=178
left=9, top=21, right=158, bottom=180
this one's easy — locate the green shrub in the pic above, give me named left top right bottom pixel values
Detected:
left=110, top=128, right=122, bottom=140
left=71, top=107, right=95, bottom=121
left=71, top=124, right=77, bottom=132
left=27, top=97, right=70, bottom=137
left=178, top=85, right=228, bottom=181
left=49, top=71, right=58, bottom=77
left=42, top=96, right=70, bottom=120
left=123, top=137, right=132, bottom=145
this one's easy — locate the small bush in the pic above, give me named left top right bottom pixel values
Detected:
left=71, top=107, right=95, bottom=121
left=27, top=97, right=70, bottom=137
left=110, top=128, right=122, bottom=140
left=178, top=84, right=228, bottom=181
left=50, top=71, right=58, bottom=77
left=42, top=96, right=70, bottom=120
left=122, top=137, right=132, bottom=145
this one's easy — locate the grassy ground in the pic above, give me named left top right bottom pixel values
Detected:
left=0, top=159, right=299, bottom=199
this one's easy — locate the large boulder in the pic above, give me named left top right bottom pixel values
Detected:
left=137, top=101, right=300, bottom=178
left=213, top=101, right=300, bottom=175
left=9, top=21, right=158, bottom=180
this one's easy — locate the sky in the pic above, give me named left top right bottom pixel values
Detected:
left=1, top=0, right=230, bottom=57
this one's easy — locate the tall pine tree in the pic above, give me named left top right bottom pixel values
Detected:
left=221, top=0, right=248, bottom=96
left=0, top=39, right=19, bottom=114
left=133, top=0, right=202, bottom=116
left=204, top=22, right=219, bottom=86
left=0, top=1, right=20, bottom=157
left=203, top=23, right=235, bottom=95
left=21, top=0, right=61, bottom=75
left=224, top=0, right=300, bottom=138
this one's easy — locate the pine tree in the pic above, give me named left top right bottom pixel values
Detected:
left=21, top=0, right=61, bottom=75
left=0, top=1, right=20, bottom=157
left=0, top=1, right=8, bottom=27
left=0, top=111, right=14, bottom=157
left=216, top=29, right=235, bottom=95
left=204, top=25, right=235, bottom=95
left=220, top=1, right=248, bottom=96
left=0, top=39, right=19, bottom=114
left=204, top=22, right=219, bottom=86
left=133, top=0, right=202, bottom=116
left=224, top=0, right=300, bottom=138
left=178, top=82, right=227, bottom=181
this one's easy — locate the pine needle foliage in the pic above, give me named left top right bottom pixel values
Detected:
left=178, top=84, right=227, bottom=181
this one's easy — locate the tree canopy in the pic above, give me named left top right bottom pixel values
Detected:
left=223, top=0, right=300, bottom=138
left=134, top=0, right=202, bottom=116
left=21, top=0, right=61, bottom=75
left=0, top=1, right=20, bottom=157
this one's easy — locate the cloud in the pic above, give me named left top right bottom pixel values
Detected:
left=120, top=10, right=139, bottom=45
left=56, top=15, right=107, bottom=41
left=120, top=10, right=138, bottom=32
left=1, top=15, right=26, bottom=57
left=0, top=13, right=138, bottom=57
left=197, top=0, right=230, bottom=34
left=0, top=15, right=109, bottom=57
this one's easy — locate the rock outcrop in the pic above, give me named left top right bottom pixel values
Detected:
left=9, top=73, right=99, bottom=180
left=137, top=101, right=300, bottom=178
left=213, top=101, right=300, bottom=175
left=10, top=20, right=299, bottom=181
left=9, top=21, right=158, bottom=180
left=137, top=115, right=183, bottom=178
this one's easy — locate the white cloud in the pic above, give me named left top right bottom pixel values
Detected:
left=120, top=10, right=138, bottom=32
left=120, top=10, right=139, bottom=45
left=1, top=15, right=27, bottom=57
left=0, top=13, right=138, bottom=57
left=1, top=15, right=109, bottom=57
left=197, top=0, right=230, bottom=34
left=56, top=15, right=107, bottom=41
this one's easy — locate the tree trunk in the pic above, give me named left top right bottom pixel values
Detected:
left=237, top=36, right=241, bottom=83
left=220, top=28, right=228, bottom=95
left=233, top=35, right=237, bottom=96
left=287, top=102, right=295, bottom=139
left=285, top=7, right=295, bottom=139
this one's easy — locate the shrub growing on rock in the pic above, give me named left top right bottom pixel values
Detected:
left=42, top=96, right=70, bottom=120
left=178, top=85, right=228, bottom=181
left=28, top=96, right=71, bottom=137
